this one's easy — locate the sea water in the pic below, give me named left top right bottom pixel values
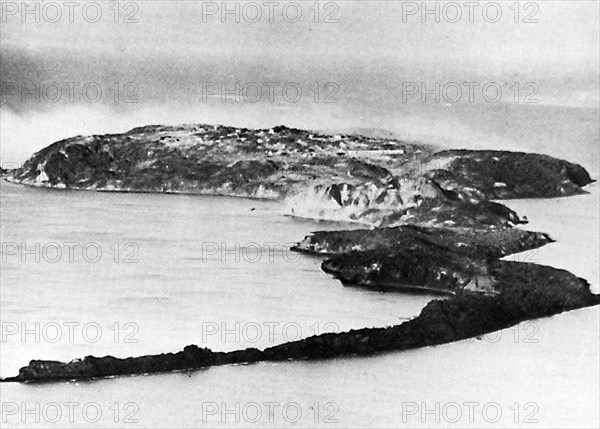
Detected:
left=1, top=100, right=598, bottom=428
left=1, top=181, right=598, bottom=428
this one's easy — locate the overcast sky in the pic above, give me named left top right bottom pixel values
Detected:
left=1, top=1, right=599, bottom=163
left=3, top=2, right=598, bottom=71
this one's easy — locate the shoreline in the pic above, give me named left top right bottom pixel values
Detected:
left=4, top=259, right=598, bottom=383
left=2, top=124, right=599, bottom=382
left=1, top=177, right=281, bottom=202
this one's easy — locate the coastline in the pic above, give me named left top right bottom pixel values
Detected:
left=2, top=177, right=282, bottom=201
left=501, top=182, right=600, bottom=293
left=2, top=125, right=599, bottom=384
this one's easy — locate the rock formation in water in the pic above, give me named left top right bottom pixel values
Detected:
left=4, top=260, right=599, bottom=382
left=2, top=124, right=598, bottom=383
left=4, top=124, right=593, bottom=228
left=294, top=226, right=554, bottom=294
left=425, top=150, right=594, bottom=199
left=5, top=125, right=426, bottom=198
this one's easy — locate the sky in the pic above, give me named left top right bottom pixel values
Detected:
left=1, top=0, right=599, bottom=164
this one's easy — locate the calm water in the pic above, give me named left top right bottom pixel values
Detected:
left=1, top=180, right=598, bottom=428
left=0, top=182, right=438, bottom=375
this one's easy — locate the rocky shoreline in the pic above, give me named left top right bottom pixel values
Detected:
left=2, top=123, right=598, bottom=382
left=297, top=226, right=554, bottom=294
left=4, top=259, right=598, bottom=383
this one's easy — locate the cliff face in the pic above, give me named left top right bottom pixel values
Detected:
left=283, top=175, right=523, bottom=228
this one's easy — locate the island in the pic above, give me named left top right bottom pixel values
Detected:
left=2, top=123, right=598, bottom=382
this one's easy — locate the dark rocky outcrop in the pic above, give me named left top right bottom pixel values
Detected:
left=425, top=150, right=594, bottom=199
left=3, top=346, right=260, bottom=382
left=293, top=225, right=552, bottom=258
left=3, top=261, right=598, bottom=383
left=262, top=262, right=600, bottom=360
left=321, top=245, right=494, bottom=295
left=292, top=226, right=555, bottom=294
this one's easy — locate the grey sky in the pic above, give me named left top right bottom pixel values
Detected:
left=3, top=1, right=598, bottom=77
left=1, top=1, right=599, bottom=164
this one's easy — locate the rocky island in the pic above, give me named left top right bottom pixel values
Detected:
left=5, top=124, right=592, bottom=227
left=2, top=123, right=598, bottom=382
